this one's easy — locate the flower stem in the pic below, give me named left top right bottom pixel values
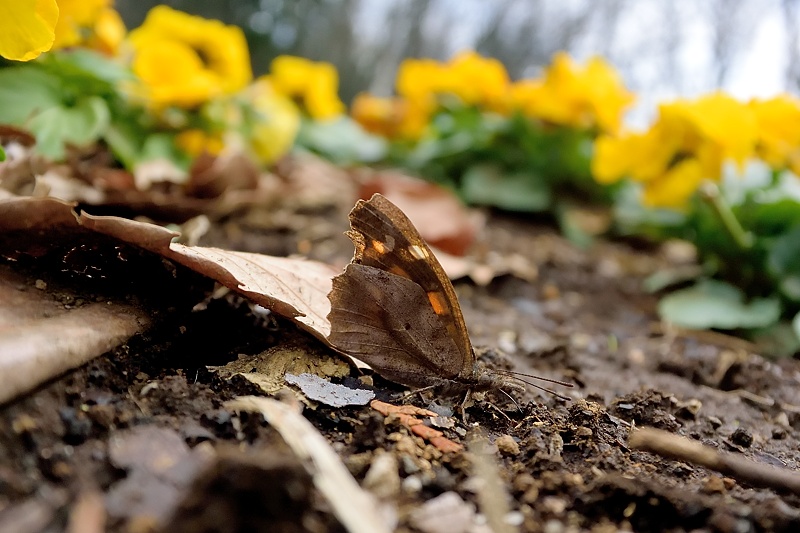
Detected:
left=699, top=181, right=754, bottom=250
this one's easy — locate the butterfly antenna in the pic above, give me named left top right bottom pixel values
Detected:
left=509, top=376, right=573, bottom=402
left=493, top=368, right=574, bottom=388
left=498, top=388, right=521, bottom=412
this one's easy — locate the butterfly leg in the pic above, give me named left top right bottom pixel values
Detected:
left=458, top=390, right=473, bottom=424
left=398, top=384, right=437, bottom=403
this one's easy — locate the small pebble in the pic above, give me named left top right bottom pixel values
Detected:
left=402, top=475, right=423, bottom=494
left=730, top=428, right=753, bottom=448
left=34, top=279, right=47, bottom=290
left=702, top=476, right=726, bottom=494
left=495, top=434, right=520, bottom=456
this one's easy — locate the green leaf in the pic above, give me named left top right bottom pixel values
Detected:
left=138, top=133, right=191, bottom=170
left=462, top=164, right=551, bottom=211
left=297, top=117, right=386, bottom=164
left=658, top=279, right=781, bottom=330
left=49, top=49, right=133, bottom=86
left=767, top=224, right=800, bottom=301
left=751, top=320, right=800, bottom=358
left=792, top=311, right=800, bottom=343
left=0, top=66, right=62, bottom=124
left=27, top=96, right=110, bottom=160
left=0, top=145, right=5, bottom=162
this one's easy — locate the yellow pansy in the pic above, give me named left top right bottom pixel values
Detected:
left=351, top=92, right=428, bottom=140
left=592, top=94, right=758, bottom=208
left=749, top=95, right=800, bottom=174
left=247, top=77, right=301, bottom=164
left=395, top=52, right=510, bottom=113
left=680, top=92, right=756, bottom=165
left=267, top=56, right=344, bottom=120
left=128, top=6, right=252, bottom=108
left=0, top=0, right=59, bottom=61
left=447, top=51, right=510, bottom=110
left=396, top=58, right=447, bottom=108
left=511, top=52, right=633, bottom=134
left=51, top=0, right=125, bottom=55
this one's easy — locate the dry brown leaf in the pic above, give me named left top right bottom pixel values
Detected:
left=209, top=343, right=350, bottom=396
left=79, top=212, right=336, bottom=340
left=357, top=171, right=480, bottom=256
left=0, top=196, right=337, bottom=343
left=0, top=266, right=151, bottom=404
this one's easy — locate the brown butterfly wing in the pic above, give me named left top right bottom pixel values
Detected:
left=328, top=263, right=463, bottom=387
left=344, top=194, right=474, bottom=376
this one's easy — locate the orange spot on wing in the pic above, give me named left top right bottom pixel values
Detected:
left=427, top=291, right=447, bottom=316
left=371, top=239, right=386, bottom=254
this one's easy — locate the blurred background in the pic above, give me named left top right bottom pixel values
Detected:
left=116, top=0, right=800, bottom=123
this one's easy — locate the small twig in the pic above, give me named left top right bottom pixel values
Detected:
left=629, top=427, right=800, bottom=495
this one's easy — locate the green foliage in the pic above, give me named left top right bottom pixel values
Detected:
left=658, top=279, right=781, bottom=330
left=297, top=117, right=387, bottom=165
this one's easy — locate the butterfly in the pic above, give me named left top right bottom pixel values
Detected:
left=327, top=193, right=570, bottom=399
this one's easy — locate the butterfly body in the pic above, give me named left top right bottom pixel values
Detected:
left=328, top=194, right=521, bottom=395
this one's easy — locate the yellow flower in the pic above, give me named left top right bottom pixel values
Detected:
left=267, top=56, right=344, bottom=120
left=511, top=52, right=633, bottom=133
left=447, top=51, right=509, bottom=110
left=351, top=92, right=428, bottom=140
left=86, top=7, right=126, bottom=55
left=749, top=95, right=800, bottom=174
left=247, top=78, right=301, bottom=164
left=680, top=92, right=757, bottom=165
left=592, top=94, right=756, bottom=208
left=0, top=0, right=59, bottom=61
left=396, top=58, right=447, bottom=108
left=175, top=129, right=225, bottom=158
left=395, top=52, right=510, bottom=112
left=128, top=6, right=252, bottom=108
left=51, top=0, right=125, bottom=55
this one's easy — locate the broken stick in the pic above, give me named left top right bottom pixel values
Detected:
left=629, top=427, right=800, bottom=495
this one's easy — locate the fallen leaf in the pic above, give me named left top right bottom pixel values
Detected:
left=285, top=372, right=375, bottom=407
left=0, top=196, right=337, bottom=343
left=0, top=265, right=151, bottom=404
left=357, top=170, right=480, bottom=256
left=209, top=343, right=350, bottom=395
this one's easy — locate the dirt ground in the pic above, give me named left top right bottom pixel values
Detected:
left=2, top=200, right=800, bottom=533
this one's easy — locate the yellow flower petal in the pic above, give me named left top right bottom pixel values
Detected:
left=681, top=92, right=756, bottom=164
left=641, top=158, right=706, bottom=208
left=510, top=52, right=633, bottom=133
left=351, top=92, right=429, bottom=140
left=750, top=95, right=800, bottom=169
left=0, top=0, right=58, bottom=61
left=248, top=79, right=301, bottom=164
left=268, top=56, right=344, bottom=120
left=53, top=0, right=109, bottom=49
left=129, top=6, right=252, bottom=108
left=133, top=39, right=220, bottom=108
